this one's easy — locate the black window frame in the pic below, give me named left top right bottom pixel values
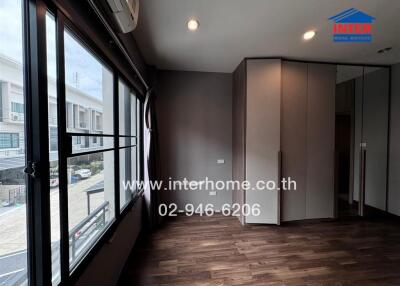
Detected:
left=20, top=0, right=146, bottom=285
left=56, top=7, right=145, bottom=285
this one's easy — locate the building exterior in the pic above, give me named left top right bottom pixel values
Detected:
left=0, top=54, right=107, bottom=166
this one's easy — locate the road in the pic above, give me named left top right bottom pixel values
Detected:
left=0, top=249, right=27, bottom=285
left=0, top=172, right=106, bottom=285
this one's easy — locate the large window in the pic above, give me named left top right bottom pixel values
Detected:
left=67, top=152, right=115, bottom=266
left=64, top=29, right=117, bottom=270
left=64, top=31, right=113, bottom=135
left=0, top=0, right=28, bottom=284
left=0, top=1, right=144, bottom=285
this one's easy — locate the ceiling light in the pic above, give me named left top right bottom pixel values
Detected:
left=187, top=19, right=199, bottom=31
left=303, top=30, right=316, bottom=40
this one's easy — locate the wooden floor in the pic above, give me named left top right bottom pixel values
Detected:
left=119, top=215, right=400, bottom=286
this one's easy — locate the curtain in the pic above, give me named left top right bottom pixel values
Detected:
left=143, top=88, right=160, bottom=229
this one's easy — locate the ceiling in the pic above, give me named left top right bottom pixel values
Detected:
left=134, top=0, right=400, bottom=73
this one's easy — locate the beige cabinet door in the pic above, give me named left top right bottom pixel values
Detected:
left=245, top=59, right=281, bottom=224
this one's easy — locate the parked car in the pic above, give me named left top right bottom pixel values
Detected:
left=50, top=177, right=59, bottom=188
left=74, top=168, right=92, bottom=180
left=50, top=175, right=59, bottom=188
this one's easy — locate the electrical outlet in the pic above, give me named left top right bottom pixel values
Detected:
left=217, top=159, right=225, bottom=164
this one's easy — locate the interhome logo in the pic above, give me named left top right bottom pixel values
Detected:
left=329, top=8, right=375, bottom=42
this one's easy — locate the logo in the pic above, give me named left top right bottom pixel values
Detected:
left=329, top=8, right=375, bottom=42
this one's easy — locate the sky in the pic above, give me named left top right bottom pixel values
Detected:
left=0, top=0, right=104, bottom=101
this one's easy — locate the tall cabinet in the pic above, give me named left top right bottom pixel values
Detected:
left=232, top=59, right=336, bottom=224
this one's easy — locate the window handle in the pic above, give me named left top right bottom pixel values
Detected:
left=24, top=161, right=39, bottom=178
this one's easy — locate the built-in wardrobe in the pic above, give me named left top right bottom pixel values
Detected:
left=232, top=59, right=335, bottom=224
left=232, top=58, right=390, bottom=224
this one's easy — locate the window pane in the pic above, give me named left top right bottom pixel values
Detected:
left=119, top=147, right=137, bottom=209
left=71, top=136, right=113, bottom=154
left=67, top=151, right=115, bottom=268
left=0, top=0, right=28, bottom=284
left=136, top=99, right=141, bottom=181
left=118, top=80, right=131, bottom=136
left=131, top=147, right=137, bottom=193
left=64, top=30, right=113, bottom=135
left=131, top=93, right=137, bottom=137
left=46, top=13, right=61, bottom=285
left=119, top=137, right=136, bottom=148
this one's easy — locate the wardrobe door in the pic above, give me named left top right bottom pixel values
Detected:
left=306, top=63, right=336, bottom=219
left=353, top=76, right=364, bottom=203
left=232, top=60, right=247, bottom=225
left=281, top=61, right=308, bottom=221
left=245, top=59, right=281, bottom=224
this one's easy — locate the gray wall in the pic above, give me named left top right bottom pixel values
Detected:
left=75, top=198, right=142, bottom=286
left=156, top=70, right=233, bottom=210
left=388, top=63, right=400, bottom=216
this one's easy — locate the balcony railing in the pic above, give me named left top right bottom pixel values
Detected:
left=69, top=201, right=109, bottom=263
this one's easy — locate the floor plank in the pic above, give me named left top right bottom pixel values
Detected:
left=119, top=215, right=400, bottom=286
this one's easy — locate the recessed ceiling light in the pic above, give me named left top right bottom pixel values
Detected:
left=187, top=19, right=199, bottom=31
left=303, top=30, right=316, bottom=40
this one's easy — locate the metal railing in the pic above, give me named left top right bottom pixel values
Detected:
left=69, top=201, right=109, bottom=263
left=0, top=185, right=26, bottom=206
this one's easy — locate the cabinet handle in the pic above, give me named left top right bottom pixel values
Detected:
left=278, top=150, right=282, bottom=189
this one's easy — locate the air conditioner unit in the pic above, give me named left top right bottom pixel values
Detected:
left=106, top=0, right=139, bottom=33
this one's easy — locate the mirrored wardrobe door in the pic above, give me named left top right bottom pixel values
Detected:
left=335, top=65, right=363, bottom=217
left=361, top=66, right=390, bottom=216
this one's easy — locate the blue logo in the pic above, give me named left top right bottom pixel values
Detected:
left=329, top=8, right=375, bottom=42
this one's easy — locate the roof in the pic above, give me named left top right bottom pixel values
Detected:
left=329, top=8, right=375, bottom=23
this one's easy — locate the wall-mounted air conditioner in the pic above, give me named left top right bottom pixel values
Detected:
left=106, top=0, right=139, bottom=33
